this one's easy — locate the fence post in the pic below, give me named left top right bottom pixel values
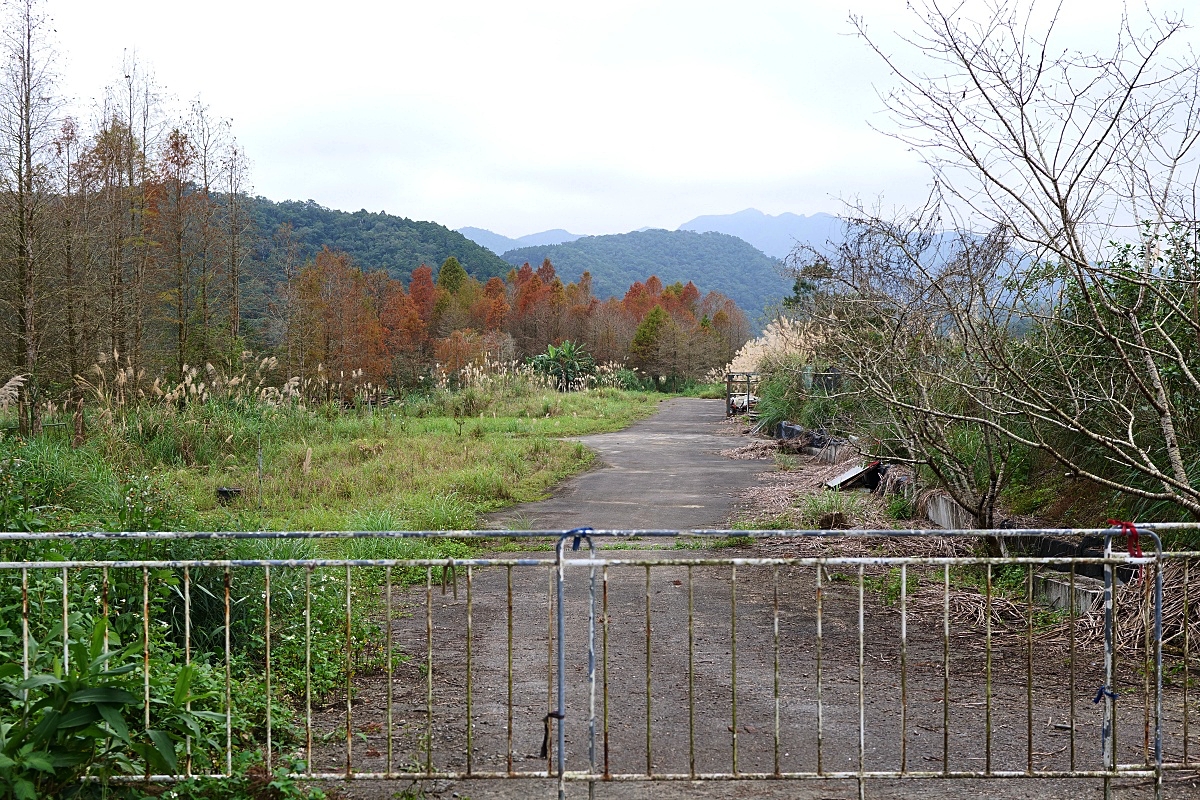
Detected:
left=1103, top=536, right=1115, bottom=800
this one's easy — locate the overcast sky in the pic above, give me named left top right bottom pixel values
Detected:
left=50, top=0, right=1151, bottom=237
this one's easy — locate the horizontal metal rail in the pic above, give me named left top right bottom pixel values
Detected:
left=4, top=522, right=1197, bottom=540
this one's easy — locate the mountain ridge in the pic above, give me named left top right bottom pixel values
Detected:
left=677, top=208, right=842, bottom=259
left=458, top=226, right=584, bottom=254
left=501, top=229, right=788, bottom=316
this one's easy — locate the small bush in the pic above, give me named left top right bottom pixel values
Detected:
left=796, top=491, right=867, bottom=528
left=886, top=494, right=914, bottom=520
left=863, top=567, right=919, bottom=606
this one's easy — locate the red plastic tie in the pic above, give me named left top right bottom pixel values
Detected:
left=1108, top=519, right=1143, bottom=583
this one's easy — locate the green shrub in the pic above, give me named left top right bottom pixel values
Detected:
left=796, top=491, right=867, bottom=528
left=886, top=494, right=914, bottom=520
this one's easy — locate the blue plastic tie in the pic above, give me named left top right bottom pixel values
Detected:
left=566, top=526, right=594, bottom=551
left=1093, top=685, right=1119, bottom=704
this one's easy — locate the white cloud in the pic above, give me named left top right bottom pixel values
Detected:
left=45, top=0, right=1156, bottom=235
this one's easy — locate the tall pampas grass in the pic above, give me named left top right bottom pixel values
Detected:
left=0, top=374, right=25, bottom=410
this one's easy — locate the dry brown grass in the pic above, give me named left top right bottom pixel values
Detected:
left=0, top=374, right=24, bottom=410
left=712, top=317, right=825, bottom=377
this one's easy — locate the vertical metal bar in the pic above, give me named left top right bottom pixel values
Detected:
left=345, top=565, right=353, bottom=777
left=224, top=567, right=232, bottom=777
left=385, top=565, right=393, bottom=778
left=305, top=566, right=313, bottom=777
left=900, top=563, right=908, bottom=774
left=942, top=563, right=949, bottom=776
left=985, top=562, right=993, bottom=776
left=21, top=568, right=28, bottom=702
left=857, top=564, right=865, bottom=800
left=772, top=565, right=781, bottom=778
left=61, top=566, right=68, bottom=671
left=603, top=564, right=610, bottom=780
left=265, top=565, right=273, bottom=773
left=1145, top=569, right=1152, bottom=766
left=466, top=564, right=474, bottom=777
left=507, top=565, right=514, bottom=776
left=817, top=563, right=825, bottom=775
left=1155, top=550, right=1164, bottom=799
left=182, top=567, right=191, bottom=776
left=1069, top=562, right=1076, bottom=772
left=103, top=566, right=110, bottom=655
left=547, top=566, right=555, bottom=776
left=1104, top=537, right=1115, bottom=800
left=587, top=550, right=597, bottom=799
left=688, top=564, right=695, bottom=779
left=1113, top=543, right=1121, bottom=775
left=143, top=567, right=151, bottom=736
left=1185, top=559, right=1191, bottom=765
left=731, top=563, right=739, bottom=775
left=1026, top=563, right=1033, bottom=775
left=426, top=566, right=434, bottom=775
left=645, top=563, right=652, bottom=776
left=557, top=548, right=567, bottom=797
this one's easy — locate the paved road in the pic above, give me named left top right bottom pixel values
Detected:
left=320, top=400, right=1183, bottom=799
left=487, top=397, right=770, bottom=531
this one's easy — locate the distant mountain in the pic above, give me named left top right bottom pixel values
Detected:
left=458, top=226, right=583, bottom=254
left=678, top=209, right=842, bottom=259
left=501, top=229, right=788, bottom=316
left=457, top=227, right=521, bottom=254
left=515, top=229, right=582, bottom=248
left=249, top=199, right=512, bottom=281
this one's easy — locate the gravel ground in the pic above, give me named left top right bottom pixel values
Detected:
left=298, top=404, right=1198, bottom=799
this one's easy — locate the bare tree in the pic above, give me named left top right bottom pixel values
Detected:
left=219, top=135, right=252, bottom=364
left=794, top=201, right=1022, bottom=527
left=0, top=0, right=58, bottom=434
left=853, top=1, right=1200, bottom=518
left=186, top=99, right=226, bottom=363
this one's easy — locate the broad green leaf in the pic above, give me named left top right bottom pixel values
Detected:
left=98, top=663, right=138, bottom=677
left=22, top=752, right=53, bottom=773
left=69, top=687, right=138, bottom=705
left=147, top=729, right=178, bottom=773
left=172, top=665, right=194, bottom=708
left=56, top=706, right=100, bottom=729
left=13, top=777, right=35, bottom=800
left=15, top=675, right=60, bottom=691
left=96, top=703, right=130, bottom=744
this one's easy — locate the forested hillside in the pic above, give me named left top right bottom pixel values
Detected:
left=502, top=229, right=788, bottom=316
left=251, top=199, right=511, bottom=281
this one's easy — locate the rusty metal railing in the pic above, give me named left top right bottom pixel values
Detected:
left=2, top=524, right=1196, bottom=798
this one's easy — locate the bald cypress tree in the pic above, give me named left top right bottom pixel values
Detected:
left=436, top=256, right=467, bottom=294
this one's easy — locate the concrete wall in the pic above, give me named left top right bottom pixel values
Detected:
left=924, top=492, right=975, bottom=530
left=1034, top=573, right=1104, bottom=616
left=799, top=445, right=855, bottom=464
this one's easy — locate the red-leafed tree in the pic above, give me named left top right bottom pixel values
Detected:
left=409, top=264, right=436, bottom=324
left=293, top=248, right=389, bottom=394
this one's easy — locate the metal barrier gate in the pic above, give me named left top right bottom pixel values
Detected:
left=2, top=524, right=1196, bottom=798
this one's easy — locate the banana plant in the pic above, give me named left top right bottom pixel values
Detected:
left=529, top=341, right=596, bottom=392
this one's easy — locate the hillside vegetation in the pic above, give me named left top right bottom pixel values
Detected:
left=250, top=198, right=511, bottom=281
left=0, top=374, right=663, bottom=798
left=502, top=229, right=789, bottom=317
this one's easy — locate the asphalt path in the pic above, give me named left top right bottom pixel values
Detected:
left=315, top=398, right=1186, bottom=799
left=486, top=397, right=770, bottom=531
